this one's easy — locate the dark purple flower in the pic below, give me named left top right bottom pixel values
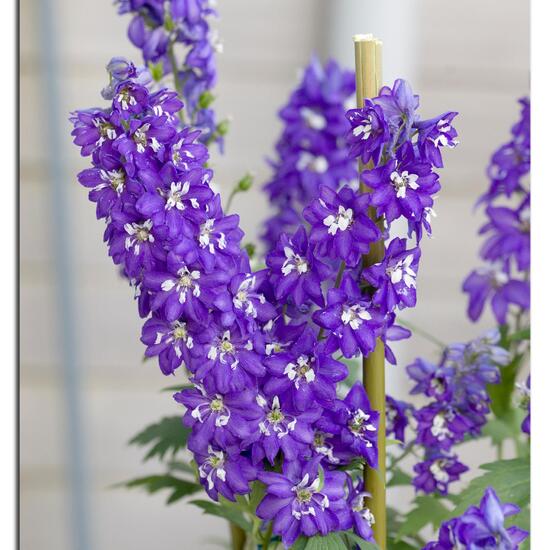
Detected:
left=346, top=99, right=389, bottom=164
left=313, top=273, right=384, bottom=358
left=212, top=270, right=277, bottom=330
left=140, top=315, right=196, bottom=375
left=303, top=185, right=380, bottom=267
left=195, top=446, right=257, bottom=502
left=317, top=382, right=379, bottom=468
left=191, top=324, right=265, bottom=394
left=266, top=225, right=332, bottom=307
left=345, top=477, right=376, bottom=543
left=425, top=487, right=528, bottom=549
left=244, top=394, right=320, bottom=465
left=415, top=403, right=474, bottom=450
left=479, top=203, right=530, bottom=272
left=361, top=144, right=440, bottom=224
left=415, top=111, right=459, bottom=168
left=174, top=384, right=260, bottom=453
left=362, top=237, right=421, bottom=312
left=463, top=267, right=530, bottom=324
left=256, top=459, right=347, bottom=547
left=263, top=327, right=348, bottom=411
left=143, top=252, right=223, bottom=323
left=70, top=108, right=120, bottom=156
left=413, top=452, right=468, bottom=495
left=386, top=395, right=411, bottom=443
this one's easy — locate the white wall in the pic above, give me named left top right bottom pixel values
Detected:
left=20, top=1, right=529, bottom=548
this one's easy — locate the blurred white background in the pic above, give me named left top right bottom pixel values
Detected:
left=20, top=0, right=529, bottom=548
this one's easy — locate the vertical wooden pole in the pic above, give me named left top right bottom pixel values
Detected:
left=354, top=34, right=386, bottom=550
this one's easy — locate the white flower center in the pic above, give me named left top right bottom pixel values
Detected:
left=282, top=247, right=309, bottom=276
left=390, top=170, right=419, bottom=199
left=323, top=205, right=354, bottom=236
left=341, top=304, right=371, bottom=330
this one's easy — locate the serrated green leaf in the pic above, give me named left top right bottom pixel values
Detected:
left=446, top=457, right=530, bottom=520
left=129, top=416, right=190, bottom=462
left=290, top=537, right=308, bottom=550
left=189, top=499, right=252, bottom=532
left=397, top=496, right=450, bottom=539
left=119, top=474, right=201, bottom=504
left=304, top=532, right=347, bottom=550
left=343, top=530, right=379, bottom=549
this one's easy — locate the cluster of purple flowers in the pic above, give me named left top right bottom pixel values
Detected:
left=115, top=0, right=222, bottom=145
left=261, top=58, right=357, bottom=249
left=424, top=486, right=528, bottom=549
left=463, top=98, right=530, bottom=325
left=72, top=58, right=457, bottom=547
left=405, top=331, right=508, bottom=495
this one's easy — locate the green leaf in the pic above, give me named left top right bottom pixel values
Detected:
left=446, top=457, right=530, bottom=519
left=189, top=499, right=252, bottom=532
left=388, top=468, right=412, bottom=487
left=482, top=411, right=523, bottom=445
left=396, top=496, right=450, bottom=539
left=342, top=531, right=379, bottom=549
left=129, top=416, right=190, bottom=462
left=290, top=537, right=308, bottom=550
left=509, top=327, right=530, bottom=342
left=304, top=532, right=348, bottom=550
left=248, top=480, right=266, bottom=511
left=119, top=474, right=201, bottom=504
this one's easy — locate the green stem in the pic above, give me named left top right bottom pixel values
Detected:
left=225, top=188, right=239, bottom=212
left=262, top=521, right=274, bottom=550
left=397, top=317, right=446, bottom=349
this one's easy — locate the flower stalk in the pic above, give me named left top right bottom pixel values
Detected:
left=354, top=34, right=387, bottom=550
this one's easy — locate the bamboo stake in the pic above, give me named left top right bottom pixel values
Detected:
left=353, top=34, right=386, bottom=550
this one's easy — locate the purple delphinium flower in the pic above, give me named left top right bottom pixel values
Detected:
left=424, top=487, right=529, bottom=549
left=266, top=225, right=333, bottom=307
left=362, top=237, right=421, bottom=312
left=316, top=382, right=379, bottom=468
left=386, top=395, right=411, bottom=443
left=346, top=99, right=389, bottom=165
left=174, top=384, right=260, bottom=454
left=313, top=273, right=385, bottom=358
left=263, top=327, right=348, bottom=411
left=303, top=185, right=380, bottom=267
left=261, top=57, right=356, bottom=250
left=361, top=144, right=441, bottom=224
left=192, top=324, right=265, bottom=394
left=479, top=203, right=530, bottom=272
left=463, top=267, right=530, bottom=324
left=415, top=403, right=474, bottom=451
left=244, top=394, right=321, bottom=465
left=374, top=78, right=419, bottom=139
left=344, top=477, right=376, bottom=543
left=212, top=270, right=277, bottom=331
left=256, top=459, right=347, bottom=547
left=196, top=446, right=257, bottom=502
left=415, top=111, right=459, bottom=168
left=413, top=451, right=468, bottom=495
left=140, top=315, right=196, bottom=375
